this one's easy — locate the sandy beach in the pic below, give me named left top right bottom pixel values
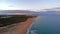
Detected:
left=10, top=17, right=36, bottom=34
left=0, top=15, right=37, bottom=34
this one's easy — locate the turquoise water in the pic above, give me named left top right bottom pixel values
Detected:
left=28, top=15, right=60, bottom=34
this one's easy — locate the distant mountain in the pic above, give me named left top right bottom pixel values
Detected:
left=0, top=10, right=40, bottom=16
left=0, top=10, right=36, bottom=13
left=0, top=8, right=60, bottom=16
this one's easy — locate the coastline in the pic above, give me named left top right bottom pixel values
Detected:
left=0, top=15, right=37, bottom=34
left=26, top=16, right=38, bottom=34
left=19, top=17, right=36, bottom=34
left=10, top=17, right=37, bottom=34
left=26, top=20, right=34, bottom=34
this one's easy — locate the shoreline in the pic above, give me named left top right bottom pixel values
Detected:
left=19, top=17, right=36, bottom=34
left=10, top=17, right=36, bottom=34
left=0, top=15, right=37, bottom=34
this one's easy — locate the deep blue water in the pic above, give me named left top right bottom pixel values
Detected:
left=28, top=15, right=60, bottom=34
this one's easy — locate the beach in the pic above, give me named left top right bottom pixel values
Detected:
left=0, top=15, right=37, bottom=34
left=0, top=17, right=36, bottom=34
left=9, top=17, right=36, bottom=34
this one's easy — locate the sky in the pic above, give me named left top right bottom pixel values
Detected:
left=0, top=0, right=60, bottom=11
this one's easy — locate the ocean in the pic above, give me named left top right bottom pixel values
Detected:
left=27, top=14, right=60, bottom=34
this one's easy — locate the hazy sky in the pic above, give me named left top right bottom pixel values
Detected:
left=0, top=0, right=60, bottom=11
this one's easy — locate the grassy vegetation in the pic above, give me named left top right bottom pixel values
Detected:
left=0, top=15, right=36, bottom=27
